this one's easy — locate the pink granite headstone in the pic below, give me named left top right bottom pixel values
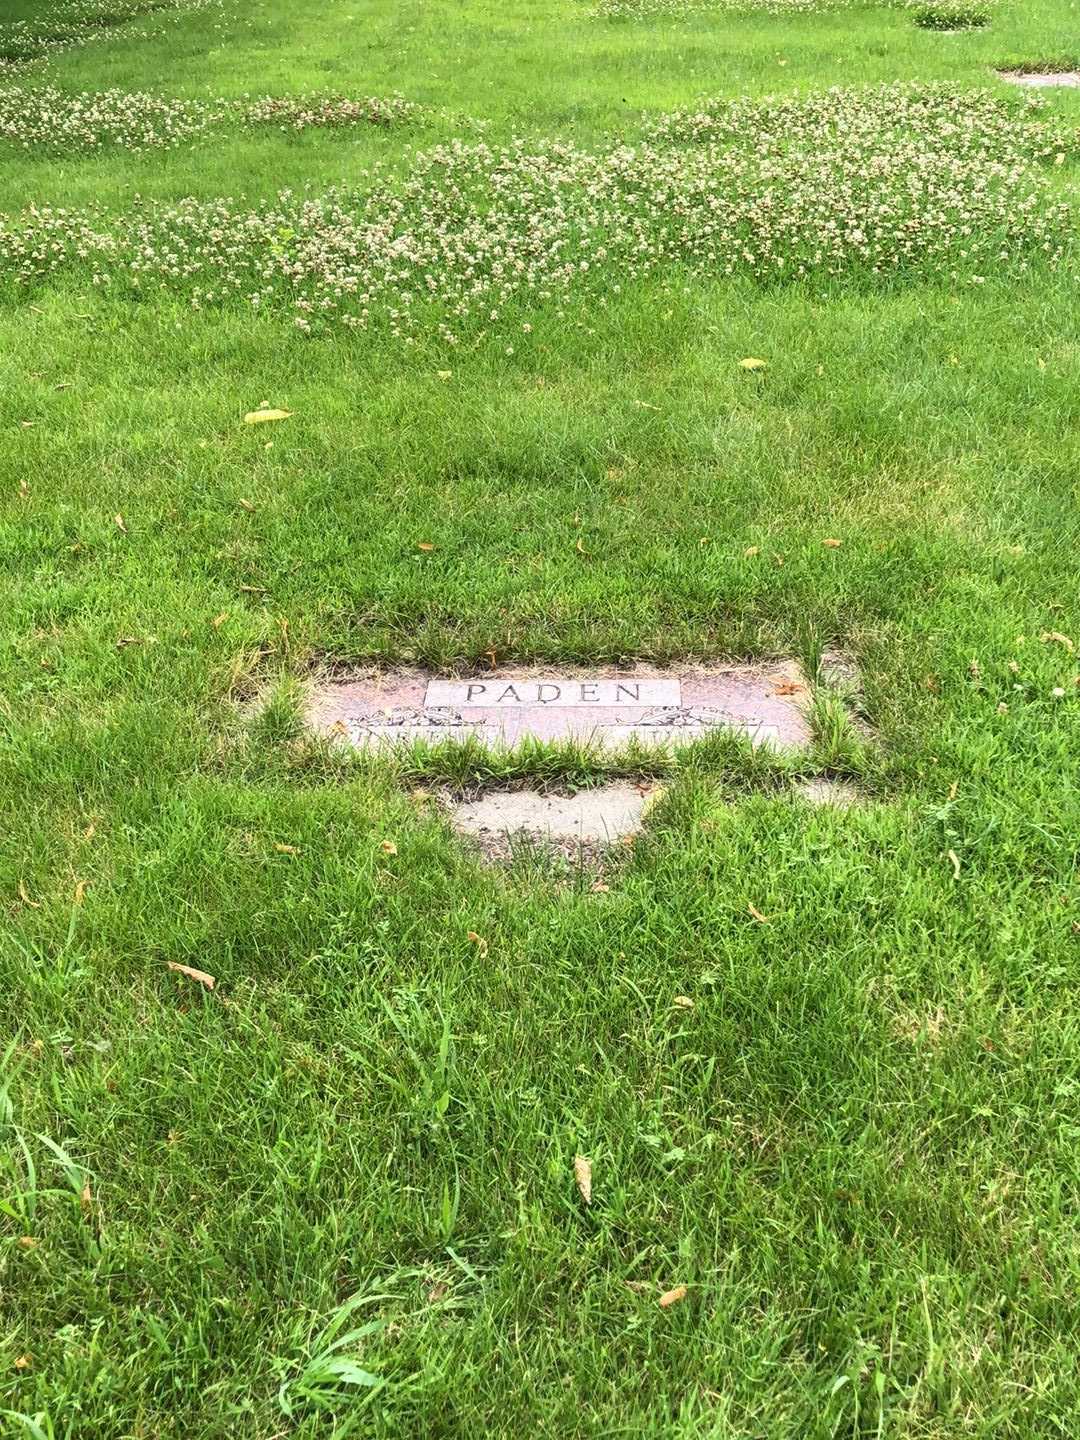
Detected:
left=306, top=665, right=812, bottom=752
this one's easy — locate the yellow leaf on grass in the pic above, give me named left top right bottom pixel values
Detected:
left=167, top=960, right=216, bottom=990
left=947, top=849, right=961, bottom=880
left=467, top=930, right=488, bottom=957
left=436, top=370, right=452, bottom=381
left=574, top=1154, right=592, bottom=1206
left=73, top=879, right=89, bottom=905
left=79, top=1183, right=92, bottom=1216
left=243, top=409, right=292, bottom=424
left=238, top=498, right=256, bottom=512
left=822, top=538, right=842, bottom=549
left=747, top=903, right=771, bottom=924
left=659, top=1285, right=687, bottom=1308
left=738, top=357, right=767, bottom=371
left=14, top=1355, right=31, bottom=1371
left=672, top=995, right=695, bottom=1009
left=274, top=842, right=300, bottom=855
left=114, top=513, right=127, bottom=533
left=744, top=545, right=760, bottom=558
left=18, top=1236, right=37, bottom=1250
left=18, top=880, right=41, bottom=909
left=417, top=542, right=436, bottom=553
left=379, top=840, right=398, bottom=855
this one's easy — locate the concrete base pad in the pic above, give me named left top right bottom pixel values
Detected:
left=451, top=784, right=652, bottom=845
left=794, top=778, right=862, bottom=808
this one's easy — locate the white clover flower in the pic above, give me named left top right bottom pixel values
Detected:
left=0, top=83, right=1072, bottom=344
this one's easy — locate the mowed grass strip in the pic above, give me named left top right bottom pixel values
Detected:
left=1, top=0, right=1080, bottom=1436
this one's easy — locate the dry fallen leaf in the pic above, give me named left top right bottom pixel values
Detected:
left=211, top=611, right=229, bottom=629
left=590, top=880, right=610, bottom=894
left=1041, top=630, right=1075, bottom=654
left=417, top=542, right=435, bottom=553
left=243, top=408, right=292, bottom=424
left=772, top=680, right=805, bottom=697
left=79, top=1182, right=92, bottom=1216
left=113, top=513, right=127, bottom=533
left=466, top=930, right=488, bottom=957
left=14, top=1355, right=31, bottom=1371
left=822, top=538, right=842, bottom=549
left=947, top=849, right=961, bottom=880
left=575, top=537, right=589, bottom=556
left=659, top=1285, right=688, bottom=1308
left=574, top=1154, right=592, bottom=1206
left=73, top=879, right=89, bottom=905
left=672, top=995, right=695, bottom=1010
left=743, top=545, right=760, bottom=558
left=738, top=357, right=767, bottom=371
left=747, top=903, right=771, bottom=924
left=379, top=839, right=398, bottom=855
left=436, top=370, right=452, bottom=381
left=274, top=842, right=300, bottom=855
left=166, top=960, right=216, bottom=990
left=18, top=1236, right=37, bottom=1250
left=238, top=498, right=255, bottom=512
left=18, top=880, right=41, bottom=909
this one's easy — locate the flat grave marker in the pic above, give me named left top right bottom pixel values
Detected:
left=999, top=69, right=1080, bottom=87
left=307, top=663, right=812, bottom=752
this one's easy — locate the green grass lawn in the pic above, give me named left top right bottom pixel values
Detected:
left=2, top=0, right=1079, bottom=1435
